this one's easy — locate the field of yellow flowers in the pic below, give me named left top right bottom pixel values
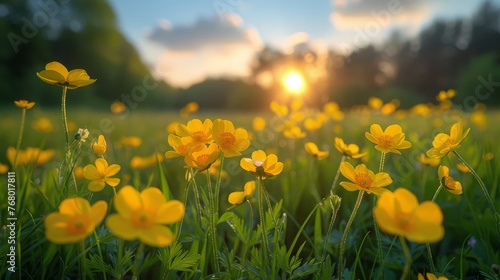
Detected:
left=1, top=62, right=500, bottom=279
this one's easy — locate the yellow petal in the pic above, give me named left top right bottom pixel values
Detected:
left=339, top=162, right=356, bottom=182
left=229, top=192, right=246, bottom=205
left=59, top=197, right=91, bottom=215
left=240, top=158, right=257, bottom=173
left=437, top=165, right=449, bottom=179
left=106, top=164, right=121, bottom=177
left=37, top=70, right=66, bottom=84
left=105, top=178, right=120, bottom=187
left=414, top=201, right=443, bottom=225
left=45, top=61, right=68, bottom=77
left=138, top=225, right=174, bottom=247
left=372, top=172, right=393, bottom=188
left=244, top=181, right=256, bottom=197
left=106, top=214, right=140, bottom=240
left=141, top=187, right=166, bottom=211
left=394, top=188, right=418, bottom=213
left=252, top=150, right=267, bottom=161
left=89, top=201, right=108, bottom=225
left=369, top=124, right=384, bottom=138
left=156, top=200, right=185, bottom=224
left=339, top=182, right=361, bottom=192
left=88, top=180, right=106, bottom=192
left=385, top=124, right=402, bottom=135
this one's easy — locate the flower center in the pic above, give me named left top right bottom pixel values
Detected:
left=131, top=208, right=155, bottom=228
left=191, top=131, right=207, bottom=143
left=196, top=154, right=210, bottom=164
left=67, top=215, right=91, bottom=235
left=395, top=211, right=415, bottom=231
left=442, top=138, right=454, bottom=147
left=252, top=160, right=265, bottom=167
left=219, top=132, right=236, bottom=149
left=177, top=144, right=188, bottom=155
left=354, top=173, right=373, bottom=189
left=444, top=176, right=456, bottom=190
left=377, top=135, right=394, bottom=148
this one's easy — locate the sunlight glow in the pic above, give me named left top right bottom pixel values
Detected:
left=283, top=72, right=305, bottom=94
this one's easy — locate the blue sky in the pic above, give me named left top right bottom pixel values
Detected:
left=108, top=0, right=497, bottom=87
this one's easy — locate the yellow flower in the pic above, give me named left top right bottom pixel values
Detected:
left=165, top=135, right=195, bottom=158
left=166, top=121, right=180, bottom=134
left=380, top=102, right=396, bottom=115
left=7, top=147, right=54, bottom=166
left=212, top=119, right=250, bottom=157
left=303, top=118, right=322, bottom=131
left=106, top=186, right=185, bottom=247
left=438, top=166, right=463, bottom=195
left=483, top=152, right=494, bottom=161
left=426, top=123, right=470, bottom=159
left=74, top=166, right=85, bottom=179
left=32, top=117, right=54, bottom=133
left=270, top=101, right=288, bottom=116
left=283, top=125, right=306, bottom=139
left=418, top=272, right=448, bottom=280
left=176, top=119, right=213, bottom=148
left=339, top=162, right=392, bottom=195
left=120, top=136, right=142, bottom=148
left=416, top=153, right=440, bottom=167
left=253, top=117, right=266, bottom=131
left=365, top=124, right=412, bottom=154
left=83, top=158, right=121, bottom=192
left=180, top=102, right=199, bottom=117
left=130, top=153, right=164, bottom=169
left=92, top=135, right=107, bottom=157
left=368, top=97, right=383, bottom=109
left=240, top=150, right=284, bottom=179
left=456, top=163, right=470, bottom=173
left=374, top=188, right=444, bottom=243
left=45, top=197, right=107, bottom=244
left=14, top=100, right=35, bottom=109
left=111, top=101, right=126, bottom=114
left=436, top=89, right=456, bottom=102
left=334, top=137, right=366, bottom=159
left=0, top=163, right=8, bottom=174
left=228, top=181, right=256, bottom=205
left=36, top=61, right=96, bottom=89
left=304, top=142, right=329, bottom=160
left=184, top=143, right=220, bottom=171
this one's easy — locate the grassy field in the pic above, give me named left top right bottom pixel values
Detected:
left=1, top=99, right=500, bottom=279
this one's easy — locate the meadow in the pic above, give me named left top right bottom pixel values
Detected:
left=1, top=72, right=500, bottom=279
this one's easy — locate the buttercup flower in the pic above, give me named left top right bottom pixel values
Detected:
left=212, top=119, right=250, bottom=157
left=32, top=117, right=54, bottom=133
left=130, top=153, right=163, bottom=169
left=14, top=100, right=35, bottom=109
left=416, top=153, right=440, bottom=167
left=304, top=142, right=329, bottom=160
left=334, top=137, right=367, bottom=159
left=228, top=181, right=256, bottom=205
left=83, top=158, right=121, bottom=192
left=438, top=166, right=463, bottom=195
left=365, top=124, right=412, bottom=154
left=180, top=102, right=199, bottom=117
left=175, top=119, right=213, bottom=148
left=120, top=136, right=142, bottom=148
left=270, top=101, right=288, bottom=116
left=7, top=147, right=54, bottom=166
left=426, top=122, right=470, bottom=159
left=283, top=125, right=306, bottom=139
left=106, top=186, right=185, bottom=247
left=0, top=163, right=9, bottom=174
left=374, top=188, right=444, bottom=243
left=253, top=117, right=266, bottom=131
left=184, top=143, right=220, bottom=171
left=240, top=150, right=284, bottom=179
left=339, top=162, right=392, bottom=195
left=45, top=197, right=107, bottom=244
left=436, top=89, right=456, bottom=102
left=37, top=61, right=96, bottom=89
left=418, top=272, right=448, bottom=280
left=165, top=135, right=192, bottom=158
left=92, top=135, right=107, bottom=157
left=456, top=163, right=470, bottom=173
left=110, top=101, right=126, bottom=114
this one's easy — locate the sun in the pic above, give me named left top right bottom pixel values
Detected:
left=283, top=72, right=305, bottom=94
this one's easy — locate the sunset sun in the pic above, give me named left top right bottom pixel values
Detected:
left=283, top=72, right=305, bottom=94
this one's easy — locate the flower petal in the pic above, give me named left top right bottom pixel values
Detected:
left=88, top=180, right=106, bottom=192
left=141, top=187, right=166, bottom=211
left=156, top=200, right=185, bottom=224
left=139, top=225, right=174, bottom=247
left=89, top=201, right=108, bottom=225
left=105, top=178, right=120, bottom=187
left=106, top=214, right=139, bottom=240
left=339, top=162, right=356, bottom=182
left=339, top=182, right=361, bottom=192
left=115, top=186, right=141, bottom=218
left=59, top=197, right=91, bottom=215
left=45, top=61, right=68, bottom=77
left=372, top=172, right=393, bottom=188
left=37, top=70, right=66, bottom=84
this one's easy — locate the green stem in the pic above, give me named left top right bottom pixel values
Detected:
left=330, top=156, right=346, bottom=193
left=206, top=170, right=220, bottom=272
left=453, top=151, right=500, bottom=241
left=80, top=241, right=87, bottom=279
left=258, top=176, right=270, bottom=268
left=338, top=190, right=364, bottom=280
left=322, top=192, right=341, bottom=262
left=133, top=243, right=145, bottom=278
left=93, top=231, right=107, bottom=280
left=117, top=239, right=124, bottom=279
left=214, top=155, right=225, bottom=213
left=399, top=235, right=411, bottom=280
left=425, top=183, right=442, bottom=275
left=373, top=152, right=386, bottom=267
left=432, top=183, right=443, bottom=203
left=13, top=108, right=26, bottom=170
left=61, top=86, right=70, bottom=149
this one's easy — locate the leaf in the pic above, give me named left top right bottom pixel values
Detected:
left=158, top=242, right=200, bottom=272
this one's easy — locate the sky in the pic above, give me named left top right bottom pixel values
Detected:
left=107, top=0, right=496, bottom=88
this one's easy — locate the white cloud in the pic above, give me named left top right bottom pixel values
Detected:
left=145, top=14, right=262, bottom=87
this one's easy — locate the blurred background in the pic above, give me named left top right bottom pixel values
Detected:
left=1, top=0, right=500, bottom=110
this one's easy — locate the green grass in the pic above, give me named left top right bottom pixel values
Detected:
left=1, top=104, right=500, bottom=279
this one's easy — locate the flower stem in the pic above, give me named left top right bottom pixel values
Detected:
left=454, top=151, right=500, bottom=241
left=93, top=231, right=107, bottom=280
left=338, top=190, right=364, bottom=280
left=258, top=176, right=270, bottom=268
left=322, top=192, right=341, bottom=262
left=79, top=240, right=87, bottom=279
left=206, top=170, right=220, bottom=272
left=425, top=183, right=442, bottom=275
left=61, top=86, right=70, bottom=149
left=399, top=235, right=411, bottom=280
left=330, top=155, right=346, bottom=193
left=13, top=108, right=27, bottom=170
left=373, top=152, right=386, bottom=266
left=432, top=183, right=443, bottom=202
left=133, top=243, right=145, bottom=278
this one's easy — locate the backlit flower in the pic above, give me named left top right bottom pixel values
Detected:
left=270, top=101, right=288, bottom=116
left=32, top=117, right=54, bottom=133
left=416, top=153, right=440, bottom=167
left=228, top=181, right=256, bottom=205
left=120, top=136, right=142, bottom=148
left=374, top=188, right=444, bottom=243
left=176, top=119, right=213, bottom=148
left=184, top=143, right=220, bottom=171
left=339, top=162, right=392, bottom=195
left=7, top=147, right=54, bottom=166
left=426, top=123, right=470, bottom=159
left=418, top=272, right=448, bottom=280
left=240, top=150, right=284, bottom=179
left=303, top=118, right=322, bottom=131
left=456, top=163, right=470, bottom=173
left=180, top=102, right=199, bottom=117
left=436, top=89, right=456, bottom=102
left=365, top=124, right=412, bottom=154
left=130, top=153, right=163, bottom=169
left=111, top=101, right=126, bottom=114
left=14, top=100, right=35, bottom=109
left=438, top=166, right=463, bottom=195
left=283, top=125, right=306, bottom=139
left=106, top=186, right=185, bottom=247
left=304, top=142, right=329, bottom=160
left=83, top=158, right=121, bottom=192
left=37, top=61, right=96, bottom=89
left=334, top=137, right=366, bottom=159
left=212, top=119, right=250, bottom=157
left=253, top=117, right=266, bottom=131
left=0, top=163, right=8, bottom=174
left=92, top=135, right=107, bottom=157
left=165, top=135, right=194, bottom=158
left=45, top=197, right=107, bottom=244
